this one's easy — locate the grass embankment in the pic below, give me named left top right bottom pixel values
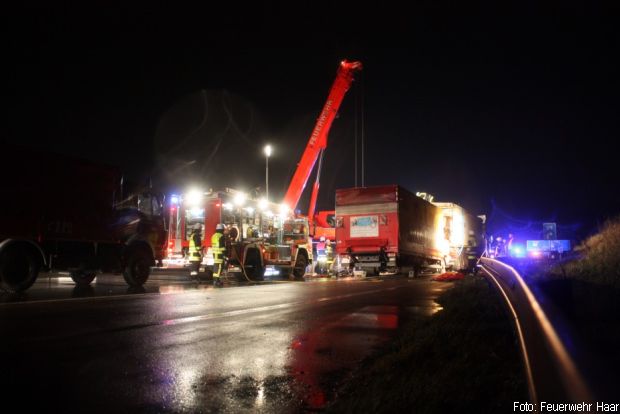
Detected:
left=327, top=276, right=528, bottom=414
left=534, top=217, right=620, bottom=396
left=547, top=216, right=620, bottom=287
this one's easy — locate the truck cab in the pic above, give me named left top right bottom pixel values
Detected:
left=0, top=146, right=167, bottom=292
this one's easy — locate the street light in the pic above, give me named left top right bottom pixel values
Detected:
left=264, top=144, right=272, bottom=201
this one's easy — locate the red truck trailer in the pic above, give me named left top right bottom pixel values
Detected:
left=334, top=185, right=445, bottom=276
left=0, top=145, right=167, bottom=292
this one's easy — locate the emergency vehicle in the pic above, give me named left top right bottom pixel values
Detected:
left=164, top=188, right=311, bottom=280
left=0, top=145, right=167, bottom=292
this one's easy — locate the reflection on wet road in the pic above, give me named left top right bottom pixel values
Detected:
left=0, top=272, right=448, bottom=413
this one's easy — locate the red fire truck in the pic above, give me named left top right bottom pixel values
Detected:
left=0, top=145, right=167, bottom=292
left=164, top=188, right=311, bottom=280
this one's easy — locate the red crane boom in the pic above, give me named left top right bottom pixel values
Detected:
left=282, top=60, right=362, bottom=220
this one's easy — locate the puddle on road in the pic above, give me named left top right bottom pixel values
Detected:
left=152, top=300, right=445, bottom=413
left=134, top=287, right=446, bottom=413
left=282, top=303, right=443, bottom=411
left=164, top=372, right=306, bottom=413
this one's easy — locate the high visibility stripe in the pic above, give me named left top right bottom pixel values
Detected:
left=188, top=235, right=201, bottom=262
left=212, top=232, right=224, bottom=264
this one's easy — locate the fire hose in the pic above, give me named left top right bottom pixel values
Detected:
left=224, top=244, right=254, bottom=283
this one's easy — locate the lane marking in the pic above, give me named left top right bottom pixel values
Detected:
left=0, top=290, right=160, bottom=307
left=8, top=285, right=407, bottom=343
left=162, top=286, right=401, bottom=325
left=0, top=277, right=393, bottom=307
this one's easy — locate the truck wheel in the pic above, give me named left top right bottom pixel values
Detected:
left=70, top=270, right=97, bottom=286
left=0, top=244, right=40, bottom=293
left=122, top=249, right=151, bottom=286
left=244, top=260, right=264, bottom=281
left=244, top=248, right=264, bottom=281
left=292, top=254, right=308, bottom=280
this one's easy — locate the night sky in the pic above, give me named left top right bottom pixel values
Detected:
left=6, top=3, right=619, bottom=238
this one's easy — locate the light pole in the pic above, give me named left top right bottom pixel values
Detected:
left=264, top=144, right=272, bottom=201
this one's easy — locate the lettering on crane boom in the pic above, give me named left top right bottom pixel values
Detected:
left=309, top=99, right=333, bottom=147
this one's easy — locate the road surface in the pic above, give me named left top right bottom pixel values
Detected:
left=0, top=271, right=450, bottom=413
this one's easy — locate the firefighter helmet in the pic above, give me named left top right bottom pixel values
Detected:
left=216, top=223, right=225, bottom=231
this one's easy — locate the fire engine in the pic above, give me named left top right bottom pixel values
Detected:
left=164, top=188, right=311, bottom=280
left=0, top=145, right=167, bottom=292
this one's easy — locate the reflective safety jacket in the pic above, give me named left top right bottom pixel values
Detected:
left=189, top=232, right=202, bottom=262
left=211, top=231, right=224, bottom=264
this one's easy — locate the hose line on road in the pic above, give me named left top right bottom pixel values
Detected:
left=226, top=244, right=254, bottom=283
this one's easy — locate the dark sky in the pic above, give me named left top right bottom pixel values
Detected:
left=6, top=2, right=620, bottom=236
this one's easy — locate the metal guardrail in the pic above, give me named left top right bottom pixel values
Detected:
left=479, top=257, right=593, bottom=405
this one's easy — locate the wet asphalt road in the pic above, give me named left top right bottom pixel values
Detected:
left=0, top=271, right=449, bottom=413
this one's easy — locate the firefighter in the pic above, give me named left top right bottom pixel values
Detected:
left=224, top=225, right=236, bottom=259
left=188, top=223, right=203, bottom=277
left=325, top=239, right=334, bottom=275
left=315, top=236, right=327, bottom=274
left=379, top=246, right=388, bottom=273
left=487, top=235, right=495, bottom=257
left=211, top=223, right=226, bottom=287
left=495, top=236, right=503, bottom=257
left=507, top=233, right=514, bottom=254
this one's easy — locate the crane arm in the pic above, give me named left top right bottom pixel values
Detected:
left=307, top=149, right=325, bottom=224
left=282, top=60, right=362, bottom=211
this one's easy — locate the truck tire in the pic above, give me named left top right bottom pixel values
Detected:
left=292, top=253, right=308, bottom=280
left=122, top=248, right=151, bottom=287
left=70, top=270, right=97, bottom=286
left=243, top=248, right=264, bottom=281
left=0, top=244, right=40, bottom=293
